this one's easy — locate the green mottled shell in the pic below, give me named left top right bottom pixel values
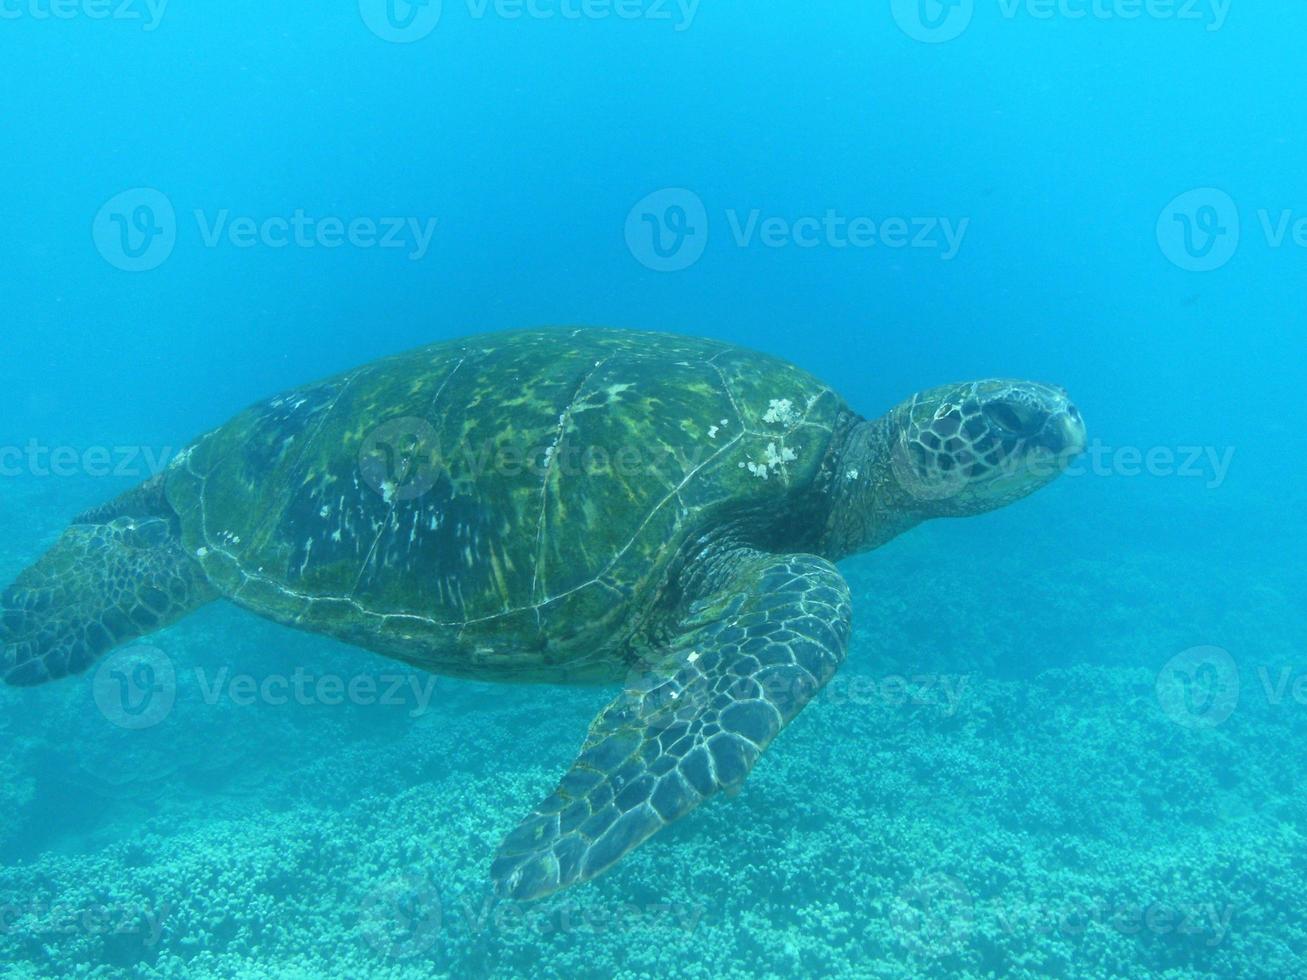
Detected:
left=164, top=328, right=846, bottom=680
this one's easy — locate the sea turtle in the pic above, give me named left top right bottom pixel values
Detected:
left=0, top=327, right=1086, bottom=899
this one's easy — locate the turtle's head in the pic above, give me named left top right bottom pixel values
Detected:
left=885, top=379, right=1087, bottom=518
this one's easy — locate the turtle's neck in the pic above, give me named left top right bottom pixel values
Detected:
left=823, top=412, right=929, bottom=560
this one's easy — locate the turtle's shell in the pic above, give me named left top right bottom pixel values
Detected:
left=165, top=328, right=847, bottom=680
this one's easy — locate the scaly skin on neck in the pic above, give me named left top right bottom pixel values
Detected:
left=823, top=412, right=926, bottom=561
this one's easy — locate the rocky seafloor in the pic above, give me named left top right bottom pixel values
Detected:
left=1, top=473, right=1303, bottom=978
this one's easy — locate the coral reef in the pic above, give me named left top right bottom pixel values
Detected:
left=1, top=477, right=1304, bottom=977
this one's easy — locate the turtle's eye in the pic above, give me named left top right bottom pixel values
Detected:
left=983, top=400, right=1042, bottom=436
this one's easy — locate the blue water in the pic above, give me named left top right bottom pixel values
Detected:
left=2, top=2, right=1305, bottom=976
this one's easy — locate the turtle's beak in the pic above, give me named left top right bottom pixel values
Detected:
left=1047, top=403, right=1088, bottom=462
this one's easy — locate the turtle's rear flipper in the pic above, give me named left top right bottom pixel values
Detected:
left=1, top=503, right=216, bottom=686
left=491, top=551, right=852, bottom=900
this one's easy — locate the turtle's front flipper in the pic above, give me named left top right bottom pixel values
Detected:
left=1, top=483, right=216, bottom=686
left=492, top=551, right=852, bottom=900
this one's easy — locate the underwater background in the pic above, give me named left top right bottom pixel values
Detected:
left=1, top=1, right=1305, bottom=977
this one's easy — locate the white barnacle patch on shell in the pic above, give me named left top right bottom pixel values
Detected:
left=739, top=441, right=798, bottom=480
left=762, top=398, right=800, bottom=427
left=766, top=442, right=797, bottom=467
left=707, top=425, right=719, bottom=439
